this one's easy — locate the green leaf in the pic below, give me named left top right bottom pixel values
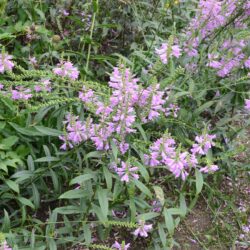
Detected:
left=34, top=126, right=63, bottom=136
left=83, top=224, right=92, bottom=245
left=69, top=174, right=95, bottom=185
left=18, top=197, right=35, bottom=209
left=194, top=101, right=214, bottom=115
left=8, top=122, right=42, bottom=136
left=0, top=136, right=18, bottom=149
left=2, top=209, right=10, bottom=232
left=0, top=33, right=16, bottom=40
left=158, top=222, right=167, bottom=246
left=153, top=186, right=165, bottom=206
left=0, top=121, right=6, bottom=131
left=134, top=161, right=149, bottom=183
left=134, top=179, right=152, bottom=198
left=59, top=189, right=89, bottom=199
left=138, top=212, right=159, bottom=221
left=180, top=193, right=187, bottom=217
left=35, top=156, right=59, bottom=162
left=32, top=183, right=40, bottom=208
left=164, top=208, right=175, bottom=235
left=110, top=140, right=118, bottom=161
left=195, top=169, right=204, bottom=195
left=91, top=204, right=107, bottom=222
left=134, top=123, right=148, bottom=141
left=55, top=206, right=82, bottom=214
left=97, top=189, right=109, bottom=218
left=103, top=166, right=112, bottom=190
left=27, top=155, right=35, bottom=171
left=6, top=179, right=19, bottom=193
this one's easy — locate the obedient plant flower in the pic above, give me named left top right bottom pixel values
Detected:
left=146, top=130, right=217, bottom=180
left=200, top=164, right=219, bottom=173
left=29, top=56, right=37, bottom=65
left=245, top=99, right=250, bottom=111
left=164, top=151, right=189, bottom=180
left=183, top=0, right=248, bottom=64
left=156, top=42, right=181, bottom=64
left=115, top=161, right=139, bottom=183
left=133, top=220, right=152, bottom=237
left=1, top=240, right=12, bottom=250
left=0, top=84, right=4, bottom=90
left=53, top=61, right=79, bottom=80
left=112, top=241, right=130, bottom=250
left=79, top=87, right=94, bottom=103
left=191, top=134, right=216, bottom=155
left=34, top=79, right=51, bottom=92
left=11, top=87, right=32, bottom=100
left=59, top=114, right=92, bottom=149
left=244, top=57, right=250, bottom=69
left=140, top=84, right=166, bottom=122
left=0, top=53, right=14, bottom=73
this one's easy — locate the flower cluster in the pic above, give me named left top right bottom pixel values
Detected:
left=207, top=39, right=248, bottom=77
left=183, top=0, right=250, bottom=67
left=74, top=65, right=172, bottom=154
left=11, top=87, right=32, bottom=100
left=191, top=134, right=216, bottom=155
left=53, top=61, right=79, bottom=80
left=0, top=53, right=14, bottom=73
left=59, top=114, right=92, bottom=150
left=145, top=131, right=218, bottom=180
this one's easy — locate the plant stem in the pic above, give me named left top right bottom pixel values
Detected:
left=84, top=0, right=98, bottom=81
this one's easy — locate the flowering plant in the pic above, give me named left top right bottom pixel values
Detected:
left=0, top=0, right=249, bottom=249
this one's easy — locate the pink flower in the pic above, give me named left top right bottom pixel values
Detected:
left=0, top=53, right=14, bottom=73
left=11, top=88, right=32, bottom=100
left=61, top=9, right=69, bottom=16
left=53, top=61, right=79, bottom=80
left=200, top=164, right=219, bottom=173
left=112, top=241, right=130, bottom=250
left=29, top=56, right=37, bottom=65
left=79, top=87, right=94, bottom=103
left=156, top=42, right=182, bottom=64
left=244, top=57, right=250, bottom=68
left=115, top=161, right=139, bottom=183
left=34, top=79, right=51, bottom=92
left=59, top=114, right=92, bottom=149
left=171, top=45, right=182, bottom=58
left=191, top=134, right=216, bottom=155
left=1, top=240, right=12, bottom=250
left=133, top=220, right=152, bottom=237
left=0, top=84, right=4, bottom=90
left=245, top=99, right=250, bottom=110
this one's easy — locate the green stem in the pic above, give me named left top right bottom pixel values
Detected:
left=84, top=0, right=98, bottom=81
